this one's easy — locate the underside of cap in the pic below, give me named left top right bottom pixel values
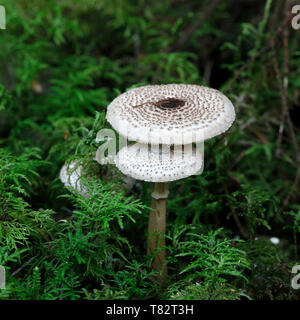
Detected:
left=115, top=143, right=204, bottom=182
left=106, top=84, right=235, bottom=145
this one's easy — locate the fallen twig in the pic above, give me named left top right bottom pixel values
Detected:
left=11, top=254, right=39, bottom=278
left=272, top=3, right=300, bottom=217
left=168, top=0, right=223, bottom=52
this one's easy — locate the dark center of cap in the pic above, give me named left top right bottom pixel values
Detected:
left=156, top=98, right=185, bottom=109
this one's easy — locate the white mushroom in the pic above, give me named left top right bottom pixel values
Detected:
left=59, top=161, right=89, bottom=197
left=270, top=237, right=280, bottom=245
left=59, top=160, right=135, bottom=197
left=115, top=142, right=204, bottom=283
left=104, top=83, right=235, bottom=284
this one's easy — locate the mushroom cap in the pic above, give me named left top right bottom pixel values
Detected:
left=115, top=143, right=204, bottom=182
left=59, top=161, right=89, bottom=197
left=106, top=84, right=235, bottom=145
left=60, top=160, right=136, bottom=196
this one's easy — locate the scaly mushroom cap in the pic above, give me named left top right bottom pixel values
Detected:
left=60, top=160, right=136, bottom=196
left=107, top=84, right=235, bottom=145
left=59, top=161, right=89, bottom=197
left=115, top=143, right=203, bottom=182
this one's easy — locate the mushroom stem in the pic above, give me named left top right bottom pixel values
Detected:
left=148, top=182, right=169, bottom=285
